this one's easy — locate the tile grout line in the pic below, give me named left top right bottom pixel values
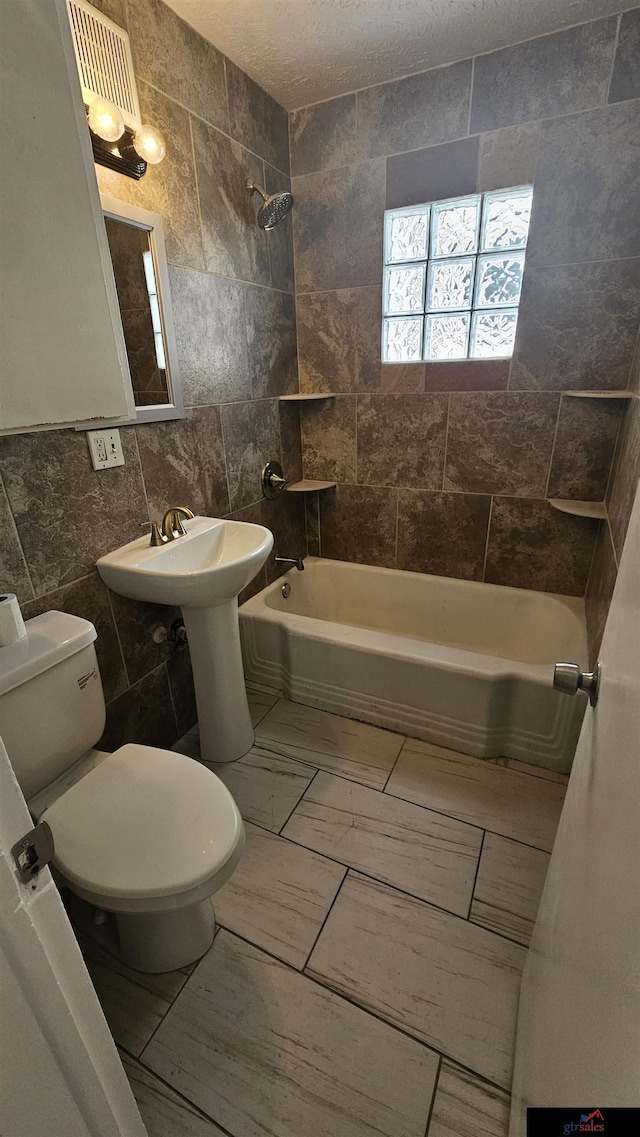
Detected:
left=277, top=827, right=490, bottom=929
left=382, top=782, right=558, bottom=855
left=466, top=828, right=486, bottom=919
left=480, top=495, right=494, bottom=583
left=0, top=471, right=37, bottom=601
left=276, top=766, right=323, bottom=834
left=139, top=76, right=290, bottom=183
left=299, top=864, right=350, bottom=972
left=208, top=924, right=475, bottom=1077
left=543, top=394, right=564, bottom=500
left=105, top=588, right=132, bottom=691
left=423, top=1054, right=443, bottom=1137
left=381, top=736, right=409, bottom=791
left=466, top=56, right=476, bottom=136
left=188, top=111, right=208, bottom=272
left=121, top=1036, right=240, bottom=1137
left=605, top=13, right=623, bottom=104
left=441, top=392, right=451, bottom=491
left=287, top=9, right=625, bottom=113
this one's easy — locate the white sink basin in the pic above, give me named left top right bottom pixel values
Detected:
left=97, top=516, right=273, bottom=608
left=97, top=517, right=273, bottom=765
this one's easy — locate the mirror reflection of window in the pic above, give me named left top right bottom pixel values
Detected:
left=104, top=217, right=170, bottom=406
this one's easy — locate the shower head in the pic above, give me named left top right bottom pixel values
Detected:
left=246, top=180, right=294, bottom=230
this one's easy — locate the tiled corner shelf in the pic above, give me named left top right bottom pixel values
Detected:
left=548, top=498, right=607, bottom=520
left=279, top=393, right=336, bottom=402
left=563, top=390, right=633, bottom=399
left=286, top=480, right=336, bottom=493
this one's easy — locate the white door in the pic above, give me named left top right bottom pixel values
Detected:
left=0, top=737, right=146, bottom=1137
left=510, top=488, right=640, bottom=1129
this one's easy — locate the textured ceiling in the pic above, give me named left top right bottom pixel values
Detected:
left=165, top=0, right=623, bottom=109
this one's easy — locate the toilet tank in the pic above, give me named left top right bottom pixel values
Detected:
left=0, top=611, right=106, bottom=800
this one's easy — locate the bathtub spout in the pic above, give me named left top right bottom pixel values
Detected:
left=275, top=555, right=305, bottom=571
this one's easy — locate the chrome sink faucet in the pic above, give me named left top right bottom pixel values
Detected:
left=275, top=555, right=305, bottom=571
left=141, top=506, right=194, bottom=546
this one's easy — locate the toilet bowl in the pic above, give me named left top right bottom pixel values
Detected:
left=0, top=610, right=245, bottom=973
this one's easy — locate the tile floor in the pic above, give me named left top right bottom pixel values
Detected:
left=80, top=686, right=568, bottom=1137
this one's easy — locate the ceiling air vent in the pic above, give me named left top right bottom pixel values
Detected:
left=66, top=0, right=141, bottom=131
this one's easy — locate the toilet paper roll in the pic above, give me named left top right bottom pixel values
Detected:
left=0, top=593, right=27, bottom=647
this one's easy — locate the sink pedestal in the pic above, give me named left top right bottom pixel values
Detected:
left=182, top=602, right=254, bottom=764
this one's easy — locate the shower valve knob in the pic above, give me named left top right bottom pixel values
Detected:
left=553, top=661, right=601, bottom=707
left=262, top=460, right=288, bottom=500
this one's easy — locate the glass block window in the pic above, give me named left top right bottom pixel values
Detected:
left=382, top=186, right=532, bottom=362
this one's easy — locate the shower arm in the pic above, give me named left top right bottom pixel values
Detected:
left=246, top=180, right=269, bottom=202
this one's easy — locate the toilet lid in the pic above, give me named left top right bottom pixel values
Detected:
left=42, top=744, right=243, bottom=901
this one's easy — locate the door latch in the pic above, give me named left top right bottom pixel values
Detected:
left=11, top=820, right=54, bottom=886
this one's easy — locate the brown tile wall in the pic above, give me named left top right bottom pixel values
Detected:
left=290, top=11, right=640, bottom=603
left=0, top=0, right=305, bottom=749
left=585, top=341, right=640, bottom=662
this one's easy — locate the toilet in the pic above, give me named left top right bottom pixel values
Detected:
left=0, top=610, right=245, bottom=973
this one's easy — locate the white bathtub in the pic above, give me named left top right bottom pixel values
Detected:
left=239, top=557, right=589, bottom=773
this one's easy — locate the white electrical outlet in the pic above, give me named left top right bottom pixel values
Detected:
left=87, top=428, right=125, bottom=471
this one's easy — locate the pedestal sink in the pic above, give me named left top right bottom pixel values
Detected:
left=97, top=517, right=273, bottom=764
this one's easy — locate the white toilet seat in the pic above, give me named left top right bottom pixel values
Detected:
left=42, top=743, right=245, bottom=915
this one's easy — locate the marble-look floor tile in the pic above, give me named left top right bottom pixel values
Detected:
left=385, top=740, right=565, bottom=852
left=78, top=935, right=186, bottom=1057
left=256, top=700, right=405, bottom=789
left=470, top=833, right=550, bottom=947
left=247, top=688, right=278, bottom=727
left=121, top=1055, right=226, bottom=1137
left=282, top=772, right=481, bottom=917
left=428, top=1060, right=510, bottom=1137
left=143, top=929, right=439, bottom=1137
left=307, top=873, right=525, bottom=1089
left=214, top=822, right=346, bottom=967
left=208, top=745, right=317, bottom=832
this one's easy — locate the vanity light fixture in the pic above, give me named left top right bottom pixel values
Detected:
left=87, top=116, right=167, bottom=180
left=132, top=124, right=166, bottom=165
left=67, top=0, right=166, bottom=180
left=87, top=96, right=124, bottom=142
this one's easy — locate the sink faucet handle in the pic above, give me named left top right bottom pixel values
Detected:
left=161, top=505, right=195, bottom=541
left=141, top=520, right=166, bottom=547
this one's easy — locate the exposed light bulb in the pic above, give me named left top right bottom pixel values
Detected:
left=132, top=124, right=166, bottom=165
left=87, top=97, right=124, bottom=142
